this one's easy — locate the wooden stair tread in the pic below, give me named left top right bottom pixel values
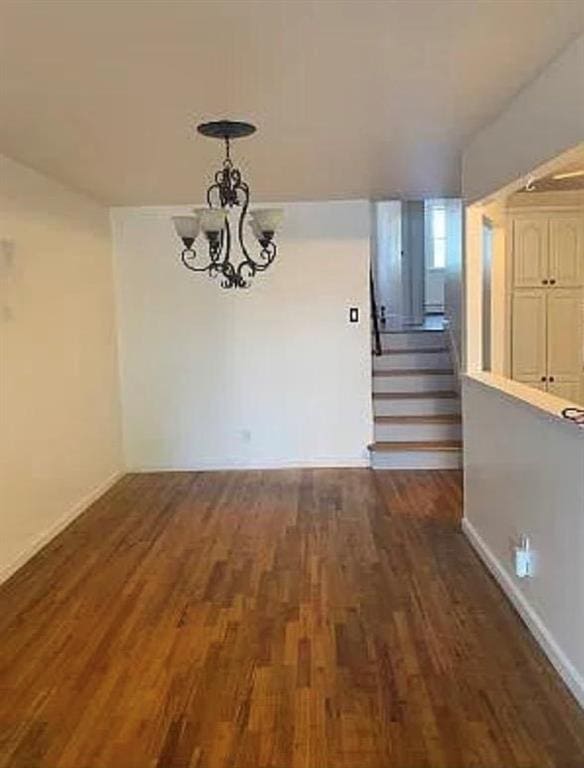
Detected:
left=378, top=347, right=448, bottom=355
left=377, top=328, right=444, bottom=335
left=373, top=391, right=459, bottom=400
left=370, top=440, right=462, bottom=452
left=373, top=368, right=453, bottom=377
left=375, top=414, right=461, bottom=424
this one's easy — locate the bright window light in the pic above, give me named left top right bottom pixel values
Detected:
left=431, top=206, right=446, bottom=268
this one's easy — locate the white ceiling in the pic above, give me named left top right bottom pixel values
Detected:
left=1, top=0, right=583, bottom=205
left=533, top=156, right=584, bottom=191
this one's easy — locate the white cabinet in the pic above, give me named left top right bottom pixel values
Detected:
left=512, top=212, right=584, bottom=288
left=509, top=209, right=584, bottom=404
left=511, top=290, right=547, bottom=386
left=548, top=380, right=582, bottom=401
left=549, top=215, right=584, bottom=287
left=512, top=217, right=548, bottom=288
left=546, top=288, right=582, bottom=398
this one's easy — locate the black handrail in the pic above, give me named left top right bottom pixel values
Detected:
left=370, top=269, right=382, bottom=356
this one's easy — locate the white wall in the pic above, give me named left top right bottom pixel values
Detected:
left=372, top=201, right=402, bottom=325
left=448, top=35, right=584, bottom=374
left=112, top=201, right=372, bottom=470
left=462, top=377, right=584, bottom=706
left=443, top=200, right=463, bottom=373
left=460, top=34, right=584, bottom=708
left=463, top=34, right=584, bottom=204
left=0, top=154, right=123, bottom=581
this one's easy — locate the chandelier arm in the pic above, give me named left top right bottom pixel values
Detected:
left=234, top=180, right=261, bottom=287
left=251, top=241, right=277, bottom=271
left=223, top=216, right=232, bottom=267
left=220, top=260, right=237, bottom=289
left=207, top=182, right=222, bottom=208
left=259, top=241, right=277, bottom=268
left=236, top=180, right=252, bottom=257
left=181, top=247, right=213, bottom=273
left=236, top=261, right=255, bottom=288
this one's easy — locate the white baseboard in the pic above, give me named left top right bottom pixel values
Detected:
left=0, top=470, right=123, bottom=586
left=129, top=456, right=370, bottom=472
left=462, top=517, right=584, bottom=710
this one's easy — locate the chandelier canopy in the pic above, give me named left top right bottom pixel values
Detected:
left=172, top=120, right=283, bottom=289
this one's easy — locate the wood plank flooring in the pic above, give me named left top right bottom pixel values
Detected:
left=1, top=470, right=583, bottom=767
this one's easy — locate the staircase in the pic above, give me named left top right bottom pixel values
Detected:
left=369, top=327, right=462, bottom=469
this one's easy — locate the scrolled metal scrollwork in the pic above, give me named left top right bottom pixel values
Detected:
left=178, top=134, right=277, bottom=289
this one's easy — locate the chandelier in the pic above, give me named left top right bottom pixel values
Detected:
left=172, top=120, right=283, bottom=289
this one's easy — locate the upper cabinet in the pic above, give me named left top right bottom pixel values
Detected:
left=549, top=215, right=584, bottom=287
left=512, top=217, right=548, bottom=288
left=511, top=211, right=584, bottom=289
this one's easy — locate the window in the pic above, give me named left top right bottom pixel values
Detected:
left=430, top=205, right=446, bottom=269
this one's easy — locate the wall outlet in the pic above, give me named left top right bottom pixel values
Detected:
left=514, top=535, right=533, bottom=579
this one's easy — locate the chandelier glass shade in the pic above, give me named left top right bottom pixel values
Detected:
left=172, top=120, right=283, bottom=289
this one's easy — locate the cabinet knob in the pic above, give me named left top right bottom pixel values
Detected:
left=542, top=279, right=549, bottom=285
left=549, top=376, right=555, bottom=383
left=541, top=376, right=547, bottom=382
left=550, top=279, right=556, bottom=285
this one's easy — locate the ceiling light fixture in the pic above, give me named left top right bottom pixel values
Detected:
left=172, top=120, right=283, bottom=289
left=552, top=169, right=584, bottom=180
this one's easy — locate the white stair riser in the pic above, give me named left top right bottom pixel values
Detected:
left=373, top=374, right=455, bottom=393
left=371, top=450, right=462, bottom=470
left=374, top=422, right=462, bottom=442
left=374, top=398, right=461, bottom=416
left=373, top=352, right=450, bottom=371
left=378, top=332, right=445, bottom=351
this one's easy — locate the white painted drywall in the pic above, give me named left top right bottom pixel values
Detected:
left=463, top=34, right=584, bottom=204
left=111, top=201, right=372, bottom=470
left=0, top=154, right=123, bottom=581
left=372, top=201, right=402, bottom=325
left=462, top=376, right=584, bottom=706
left=460, top=34, right=584, bottom=708
left=448, top=35, right=584, bottom=374
left=443, top=200, right=463, bottom=373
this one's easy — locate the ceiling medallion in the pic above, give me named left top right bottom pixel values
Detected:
left=172, top=120, right=283, bottom=289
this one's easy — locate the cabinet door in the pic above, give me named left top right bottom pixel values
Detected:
left=511, top=290, right=547, bottom=384
left=512, top=217, right=548, bottom=288
left=548, top=380, right=582, bottom=403
left=546, top=288, right=583, bottom=391
left=549, top=215, right=584, bottom=287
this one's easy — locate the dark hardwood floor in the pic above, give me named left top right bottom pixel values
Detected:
left=1, top=470, right=583, bottom=767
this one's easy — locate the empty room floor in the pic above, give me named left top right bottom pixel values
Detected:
left=1, top=470, right=583, bottom=768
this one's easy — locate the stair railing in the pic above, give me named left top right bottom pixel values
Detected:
left=370, top=269, right=382, bottom=356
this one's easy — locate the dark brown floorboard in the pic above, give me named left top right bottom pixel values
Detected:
left=1, top=469, right=583, bottom=767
